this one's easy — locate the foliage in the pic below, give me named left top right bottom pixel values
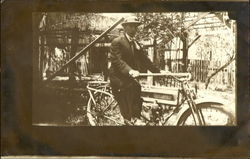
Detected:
left=134, top=13, right=183, bottom=48
left=134, top=13, right=185, bottom=69
left=194, top=33, right=235, bottom=61
left=46, top=13, right=96, bottom=30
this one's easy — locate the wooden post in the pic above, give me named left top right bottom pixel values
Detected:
left=153, top=37, right=157, bottom=85
left=181, top=32, right=188, bottom=72
left=69, top=27, right=79, bottom=80
left=147, top=44, right=154, bottom=86
left=201, top=60, right=204, bottom=82
left=195, top=60, right=198, bottom=81
left=200, top=60, right=202, bottom=82
left=40, top=35, right=45, bottom=80
left=169, top=43, right=172, bottom=72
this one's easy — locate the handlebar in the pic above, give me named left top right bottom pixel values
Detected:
left=138, top=72, right=192, bottom=82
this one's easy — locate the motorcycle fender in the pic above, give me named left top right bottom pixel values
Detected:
left=194, top=97, right=226, bottom=106
left=173, top=97, right=226, bottom=125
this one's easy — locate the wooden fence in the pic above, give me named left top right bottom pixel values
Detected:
left=151, top=59, right=235, bottom=88
left=36, top=29, right=110, bottom=80
left=188, top=59, right=235, bottom=86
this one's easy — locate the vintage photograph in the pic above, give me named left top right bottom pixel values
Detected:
left=32, top=12, right=236, bottom=126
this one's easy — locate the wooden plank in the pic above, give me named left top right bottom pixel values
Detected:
left=213, top=12, right=232, bottom=29
left=197, top=60, right=199, bottom=81
left=184, top=12, right=211, bottom=29
left=199, top=60, right=201, bottom=82
left=69, top=28, right=79, bottom=78
left=203, top=60, right=205, bottom=82
left=188, top=35, right=201, bottom=49
left=205, top=60, right=209, bottom=80
left=201, top=60, right=204, bottom=82
left=40, top=35, right=45, bottom=80
left=201, top=60, right=203, bottom=82
left=200, top=60, right=202, bottom=82
left=190, top=60, right=194, bottom=80
left=193, top=60, right=196, bottom=81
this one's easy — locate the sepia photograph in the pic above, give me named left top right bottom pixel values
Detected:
left=32, top=12, right=237, bottom=127
left=2, top=0, right=249, bottom=157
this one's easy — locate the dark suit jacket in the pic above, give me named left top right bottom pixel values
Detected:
left=109, top=34, right=160, bottom=89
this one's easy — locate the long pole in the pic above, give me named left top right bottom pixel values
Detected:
left=47, top=18, right=124, bottom=81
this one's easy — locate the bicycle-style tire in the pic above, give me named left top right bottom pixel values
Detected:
left=86, top=90, right=124, bottom=126
left=177, top=102, right=235, bottom=126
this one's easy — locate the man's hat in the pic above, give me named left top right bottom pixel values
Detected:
left=121, top=17, right=141, bottom=27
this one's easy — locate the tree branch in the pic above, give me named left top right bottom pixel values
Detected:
left=205, top=54, right=235, bottom=89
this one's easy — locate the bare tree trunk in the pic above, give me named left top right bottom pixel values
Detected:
left=205, top=55, right=235, bottom=89
left=153, top=37, right=157, bottom=85
left=181, top=32, right=188, bottom=72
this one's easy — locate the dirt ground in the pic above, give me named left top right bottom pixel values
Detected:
left=198, top=89, right=235, bottom=112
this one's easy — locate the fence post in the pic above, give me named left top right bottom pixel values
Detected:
left=40, top=34, right=45, bottom=80
left=69, top=27, right=79, bottom=80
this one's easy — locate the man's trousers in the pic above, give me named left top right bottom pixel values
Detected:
left=111, top=80, right=143, bottom=120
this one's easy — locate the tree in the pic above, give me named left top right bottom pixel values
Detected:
left=135, top=13, right=182, bottom=46
left=205, top=52, right=235, bottom=89
left=193, top=31, right=236, bottom=89
left=134, top=13, right=185, bottom=71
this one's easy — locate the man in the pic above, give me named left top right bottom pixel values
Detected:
left=109, top=17, right=162, bottom=125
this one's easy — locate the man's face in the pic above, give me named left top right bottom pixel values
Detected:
left=124, top=24, right=138, bottom=37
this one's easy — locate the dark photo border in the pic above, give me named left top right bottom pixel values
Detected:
left=1, top=0, right=249, bottom=157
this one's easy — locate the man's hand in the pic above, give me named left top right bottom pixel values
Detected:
left=129, top=70, right=140, bottom=78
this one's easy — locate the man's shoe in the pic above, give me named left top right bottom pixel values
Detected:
left=133, top=118, right=146, bottom=126
left=124, top=119, right=133, bottom=126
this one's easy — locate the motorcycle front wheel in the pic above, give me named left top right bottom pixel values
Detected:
left=177, top=102, right=235, bottom=126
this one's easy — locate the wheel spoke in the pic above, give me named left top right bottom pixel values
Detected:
left=87, top=86, right=123, bottom=126
left=102, top=115, right=124, bottom=125
left=102, top=98, right=116, bottom=113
